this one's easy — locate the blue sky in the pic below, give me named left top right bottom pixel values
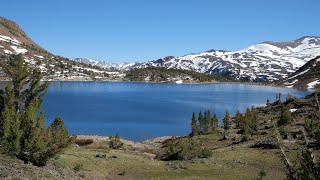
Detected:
left=2, top=0, right=320, bottom=63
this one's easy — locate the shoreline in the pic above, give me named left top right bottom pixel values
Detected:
left=0, top=78, right=312, bottom=90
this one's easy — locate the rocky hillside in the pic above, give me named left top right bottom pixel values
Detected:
left=282, top=56, right=320, bottom=89
left=0, top=17, right=121, bottom=81
left=76, top=36, right=320, bottom=82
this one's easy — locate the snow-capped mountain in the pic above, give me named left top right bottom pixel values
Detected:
left=73, top=58, right=135, bottom=71
left=78, top=36, right=320, bottom=82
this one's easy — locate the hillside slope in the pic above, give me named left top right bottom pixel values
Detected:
left=0, top=17, right=120, bottom=81
left=282, top=56, right=320, bottom=89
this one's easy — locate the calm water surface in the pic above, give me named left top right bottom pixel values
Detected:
left=38, top=82, right=311, bottom=141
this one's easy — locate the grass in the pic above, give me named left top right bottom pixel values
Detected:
left=0, top=131, right=288, bottom=179
left=49, top=132, right=286, bottom=179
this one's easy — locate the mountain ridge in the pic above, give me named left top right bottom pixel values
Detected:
left=0, top=16, right=319, bottom=85
left=75, top=36, right=320, bottom=82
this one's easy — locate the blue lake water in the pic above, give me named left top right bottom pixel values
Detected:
left=41, top=82, right=310, bottom=141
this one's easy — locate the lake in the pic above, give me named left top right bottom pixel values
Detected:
left=39, top=82, right=311, bottom=141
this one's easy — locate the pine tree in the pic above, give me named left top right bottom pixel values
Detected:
left=47, top=117, right=72, bottom=156
left=191, top=112, right=198, bottom=136
left=212, top=113, right=218, bottom=129
left=278, top=105, right=293, bottom=126
left=208, top=111, right=214, bottom=132
left=251, top=108, right=258, bottom=133
left=235, top=110, right=242, bottom=129
left=204, top=110, right=211, bottom=133
left=240, top=109, right=251, bottom=135
left=1, top=54, right=30, bottom=111
left=0, top=54, right=73, bottom=166
left=0, top=87, right=22, bottom=155
left=223, top=110, right=230, bottom=130
left=198, top=111, right=204, bottom=134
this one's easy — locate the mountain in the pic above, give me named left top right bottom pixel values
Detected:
left=74, top=58, right=135, bottom=71
left=78, top=36, right=320, bottom=82
left=0, top=17, right=119, bottom=81
left=1, top=16, right=319, bottom=83
left=282, top=56, right=320, bottom=89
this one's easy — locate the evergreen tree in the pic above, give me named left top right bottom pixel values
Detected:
left=0, top=54, right=73, bottom=166
left=212, top=113, right=218, bottom=129
left=204, top=110, right=211, bottom=133
left=47, top=117, right=73, bottom=157
left=191, top=112, right=198, bottom=136
left=198, top=111, right=204, bottom=134
left=251, top=108, right=258, bottom=133
left=1, top=54, right=30, bottom=111
left=208, top=112, right=214, bottom=131
left=0, top=87, right=22, bottom=155
left=278, top=105, right=293, bottom=126
left=240, top=108, right=251, bottom=135
left=296, top=150, right=320, bottom=179
left=235, top=110, right=242, bottom=129
left=279, top=93, right=282, bottom=102
left=223, top=110, right=230, bottom=130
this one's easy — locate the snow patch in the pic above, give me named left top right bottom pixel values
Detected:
left=287, top=68, right=310, bottom=80
left=34, top=55, right=44, bottom=59
left=307, top=80, right=320, bottom=89
left=0, top=35, right=21, bottom=45
left=11, top=46, right=27, bottom=54
left=4, top=50, right=12, bottom=54
left=290, top=109, right=297, bottom=112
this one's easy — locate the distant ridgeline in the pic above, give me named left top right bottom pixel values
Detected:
left=124, top=67, right=235, bottom=83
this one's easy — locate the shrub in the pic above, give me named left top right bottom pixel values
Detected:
left=75, top=139, right=94, bottom=146
left=156, top=138, right=212, bottom=160
left=109, top=134, right=123, bottom=149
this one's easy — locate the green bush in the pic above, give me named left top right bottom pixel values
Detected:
left=156, top=138, right=212, bottom=160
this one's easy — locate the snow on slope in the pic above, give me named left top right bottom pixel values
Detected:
left=76, top=36, right=320, bottom=82
left=283, top=56, right=320, bottom=89
left=135, top=36, right=320, bottom=81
